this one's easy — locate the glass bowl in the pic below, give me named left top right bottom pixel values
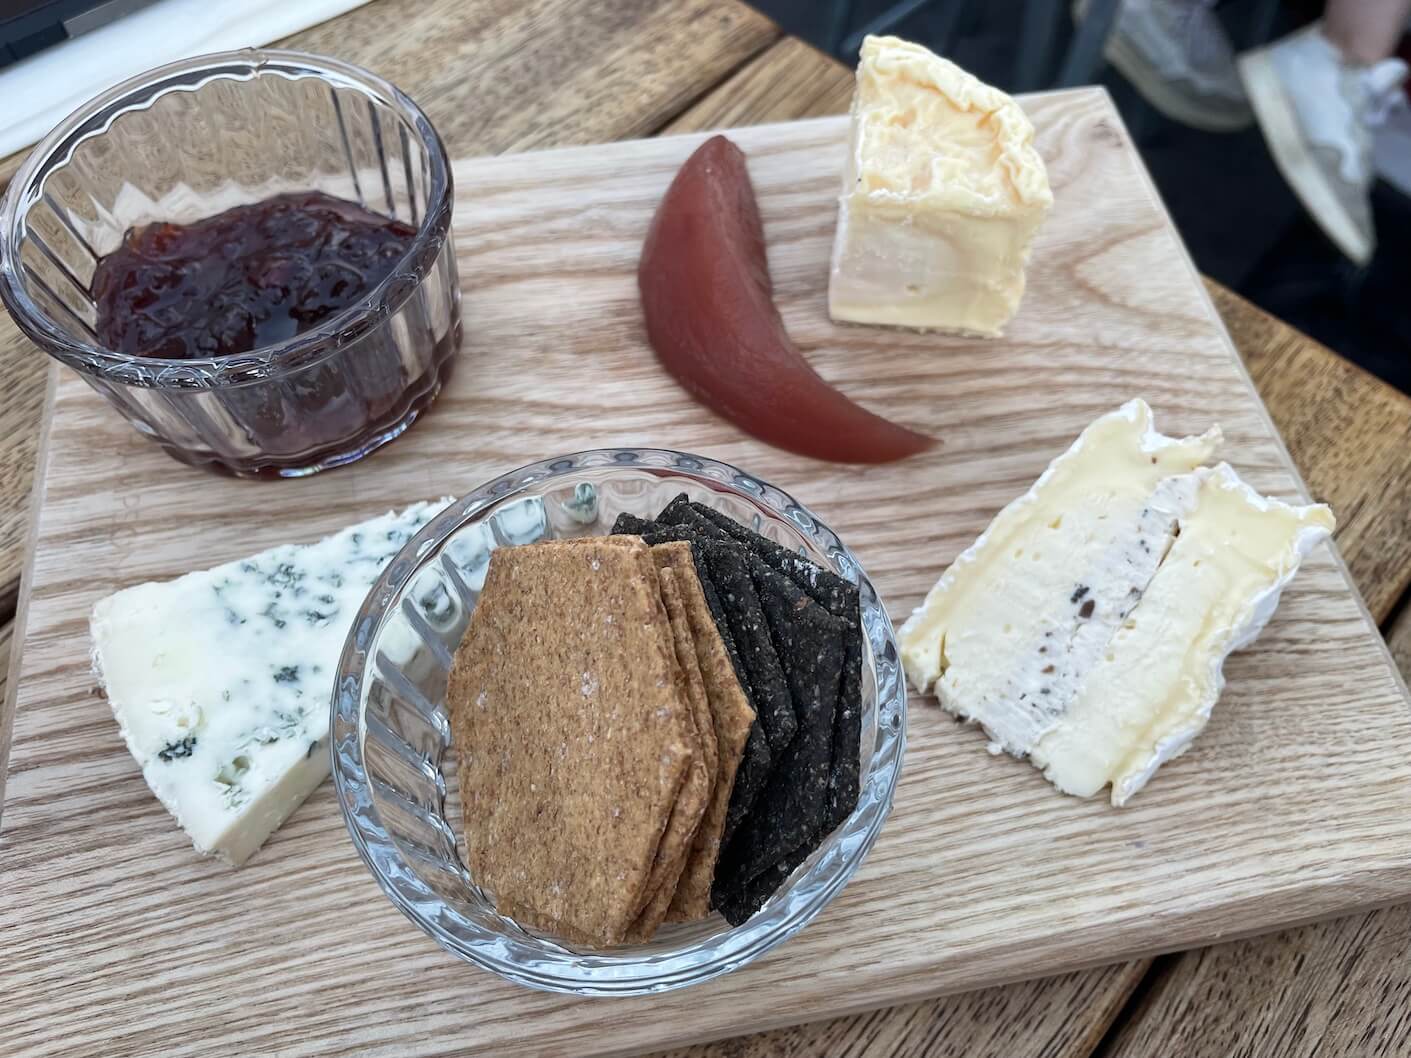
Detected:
left=0, top=49, right=460, bottom=478
left=332, top=449, right=906, bottom=995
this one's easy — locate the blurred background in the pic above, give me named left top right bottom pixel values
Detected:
left=756, top=0, right=1411, bottom=394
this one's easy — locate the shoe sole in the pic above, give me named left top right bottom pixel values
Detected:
left=1239, top=48, right=1373, bottom=265
left=1104, top=31, right=1254, bottom=132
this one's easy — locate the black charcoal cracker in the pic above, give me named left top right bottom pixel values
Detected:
left=715, top=840, right=811, bottom=927
left=662, top=493, right=853, bottom=608
left=724, top=722, right=773, bottom=843
left=610, top=514, right=772, bottom=835
left=668, top=496, right=864, bottom=837
left=698, top=542, right=798, bottom=755
left=659, top=494, right=734, bottom=543
left=681, top=541, right=773, bottom=841
left=711, top=556, right=845, bottom=909
left=823, top=636, right=862, bottom=834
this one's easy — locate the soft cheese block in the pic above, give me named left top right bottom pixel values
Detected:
left=828, top=35, right=1053, bottom=337
left=898, top=401, right=1334, bottom=804
left=91, top=499, right=450, bottom=864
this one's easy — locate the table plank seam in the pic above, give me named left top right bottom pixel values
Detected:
left=642, top=26, right=784, bottom=137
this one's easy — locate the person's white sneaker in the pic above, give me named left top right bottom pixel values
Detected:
left=1239, top=23, right=1409, bottom=265
left=1372, top=93, right=1411, bottom=199
left=1079, top=0, right=1252, bottom=131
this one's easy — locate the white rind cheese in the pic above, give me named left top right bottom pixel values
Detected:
left=91, top=499, right=451, bottom=864
left=898, top=400, right=1334, bottom=804
left=828, top=35, right=1053, bottom=337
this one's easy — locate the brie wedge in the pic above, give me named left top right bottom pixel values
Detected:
left=898, top=401, right=1334, bottom=804
left=828, top=35, right=1053, bottom=337
left=91, top=499, right=450, bottom=864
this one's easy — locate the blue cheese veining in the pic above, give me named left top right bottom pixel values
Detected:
left=898, top=401, right=1334, bottom=804
left=91, top=499, right=451, bottom=864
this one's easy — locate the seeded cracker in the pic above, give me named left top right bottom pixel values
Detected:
left=447, top=538, right=694, bottom=947
left=659, top=564, right=718, bottom=791
left=699, top=542, right=797, bottom=754
left=711, top=554, right=846, bottom=920
left=662, top=495, right=864, bottom=836
left=623, top=565, right=710, bottom=940
left=612, top=515, right=773, bottom=837
left=652, top=543, right=756, bottom=921
left=494, top=898, right=605, bottom=947
left=714, top=844, right=807, bottom=926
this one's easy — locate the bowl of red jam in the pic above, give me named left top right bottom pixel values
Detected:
left=0, top=49, right=461, bottom=478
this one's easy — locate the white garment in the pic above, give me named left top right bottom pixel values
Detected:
left=1373, top=96, right=1411, bottom=198
left=0, top=0, right=371, bottom=160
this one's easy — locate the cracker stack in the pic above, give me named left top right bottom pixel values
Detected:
left=447, top=536, right=754, bottom=947
left=447, top=498, right=864, bottom=946
left=614, top=496, right=864, bottom=926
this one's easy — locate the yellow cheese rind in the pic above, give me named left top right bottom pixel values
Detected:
left=898, top=400, right=1335, bottom=805
left=1031, top=465, right=1336, bottom=804
left=899, top=399, right=1219, bottom=702
left=849, top=36, right=1052, bottom=213
left=828, top=35, right=1053, bottom=337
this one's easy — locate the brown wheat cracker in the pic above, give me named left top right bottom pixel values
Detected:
left=447, top=537, right=695, bottom=947
left=652, top=542, right=757, bottom=922
left=625, top=565, right=710, bottom=927
left=659, top=565, right=718, bottom=793
left=619, top=566, right=714, bottom=941
left=533, top=536, right=642, bottom=549
left=528, top=568, right=712, bottom=950
left=495, top=897, right=603, bottom=948
left=623, top=868, right=684, bottom=943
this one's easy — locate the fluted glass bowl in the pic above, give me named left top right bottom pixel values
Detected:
left=0, top=49, right=460, bottom=478
left=332, top=450, right=906, bottom=995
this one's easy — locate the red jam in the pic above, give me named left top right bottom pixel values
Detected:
left=92, top=191, right=418, bottom=359
left=88, top=191, right=459, bottom=478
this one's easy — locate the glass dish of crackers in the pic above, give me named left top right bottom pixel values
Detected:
left=332, top=449, right=905, bottom=995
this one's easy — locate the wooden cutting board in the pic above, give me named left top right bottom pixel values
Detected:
left=5, top=89, right=1411, bottom=1058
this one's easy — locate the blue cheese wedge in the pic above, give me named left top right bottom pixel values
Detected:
left=91, top=499, right=451, bottom=864
left=898, top=401, right=1334, bottom=804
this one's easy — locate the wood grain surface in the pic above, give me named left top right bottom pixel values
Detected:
left=661, top=49, right=1411, bottom=1058
left=0, top=349, right=46, bottom=618
left=5, top=8, right=1411, bottom=1058
left=1087, top=289, right=1411, bottom=1058
left=1106, top=908, right=1411, bottom=1057
left=0, top=0, right=779, bottom=190
left=656, top=40, right=1151, bottom=1058
left=656, top=963, right=1143, bottom=1058
left=6, top=93, right=1411, bottom=1058
left=663, top=37, right=856, bottom=135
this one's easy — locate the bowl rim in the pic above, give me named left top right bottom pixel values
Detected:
left=330, top=448, right=907, bottom=996
left=0, top=47, right=453, bottom=388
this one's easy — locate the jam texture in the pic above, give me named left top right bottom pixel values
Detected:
left=93, top=191, right=418, bottom=359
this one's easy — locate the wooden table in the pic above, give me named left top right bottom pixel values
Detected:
left=3, top=3, right=1410, bottom=1055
